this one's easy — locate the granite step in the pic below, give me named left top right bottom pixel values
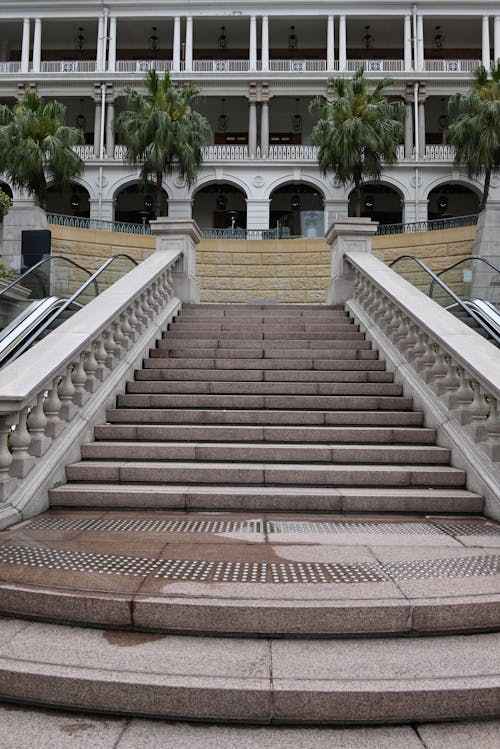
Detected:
left=81, top=441, right=450, bottom=465
left=125, top=381, right=404, bottom=396
left=165, top=326, right=360, bottom=337
left=149, top=347, right=377, bottom=360
left=114, top=394, right=413, bottom=411
left=94, top=424, right=438, bottom=444
left=143, top=357, right=386, bottom=370
left=161, top=334, right=368, bottom=345
left=136, top=368, right=395, bottom=383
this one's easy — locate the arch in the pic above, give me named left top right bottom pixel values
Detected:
left=348, top=181, right=404, bottom=224
left=45, top=181, right=91, bottom=218
left=0, top=181, right=13, bottom=200
left=114, top=181, right=169, bottom=224
left=426, top=181, right=481, bottom=220
left=269, top=181, right=325, bottom=237
left=192, top=181, right=247, bottom=231
left=193, top=174, right=250, bottom=200
left=265, top=175, right=327, bottom=201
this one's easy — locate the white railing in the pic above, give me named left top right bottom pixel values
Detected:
left=346, top=59, right=404, bottom=72
left=396, top=145, right=405, bottom=160
left=425, top=59, right=481, bottom=73
left=425, top=145, right=457, bottom=160
left=268, top=145, right=319, bottom=160
left=114, top=144, right=128, bottom=160
left=201, top=145, right=249, bottom=160
left=346, top=251, right=500, bottom=516
left=0, top=249, right=183, bottom=528
left=269, top=59, right=327, bottom=72
left=193, top=59, right=250, bottom=73
left=116, top=59, right=173, bottom=73
left=0, top=62, right=21, bottom=73
left=40, top=60, right=97, bottom=73
left=72, top=145, right=96, bottom=160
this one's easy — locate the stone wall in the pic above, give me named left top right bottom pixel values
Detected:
left=49, top=223, right=477, bottom=304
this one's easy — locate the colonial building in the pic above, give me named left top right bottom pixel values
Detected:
left=1, top=0, right=499, bottom=233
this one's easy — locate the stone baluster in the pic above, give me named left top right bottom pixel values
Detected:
left=84, top=346, right=99, bottom=393
left=72, top=352, right=91, bottom=406
left=58, top=365, right=78, bottom=420
left=409, top=330, right=427, bottom=367
left=103, top=326, right=119, bottom=370
left=111, top=320, right=126, bottom=359
left=479, top=395, right=500, bottom=461
left=450, top=368, right=474, bottom=421
left=27, top=392, right=51, bottom=456
left=428, top=347, right=448, bottom=392
left=118, top=313, right=133, bottom=351
left=462, top=380, right=489, bottom=430
left=416, top=335, right=434, bottom=376
left=133, top=298, right=147, bottom=334
left=127, top=304, right=141, bottom=339
left=93, top=336, right=109, bottom=382
left=142, top=289, right=155, bottom=321
left=0, top=414, right=16, bottom=500
left=401, top=322, right=418, bottom=355
left=10, top=407, right=35, bottom=478
left=439, top=355, right=461, bottom=404
left=44, top=376, right=65, bottom=438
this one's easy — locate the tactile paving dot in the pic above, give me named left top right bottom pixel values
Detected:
left=0, top=545, right=160, bottom=577
left=382, top=554, right=500, bottom=581
left=432, top=522, right=500, bottom=537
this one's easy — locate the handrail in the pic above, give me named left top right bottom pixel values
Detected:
left=0, top=255, right=95, bottom=299
left=389, top=254, right=500, bottom=345
left=430, top=256, right=500, bottom=300
left=2, top=254, right=138, bottom=367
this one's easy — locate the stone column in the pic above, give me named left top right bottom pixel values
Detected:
left=89, top=198, right=114, bottom=222
left=261, top=100, right=269, bottom=158
left=495, top=16, right=500, bottom=63
left=404, top=100, right=414, bottom=158
left=93, top=97, right=102, bottom=156
left=96, top=16, right=105, bottom=72
left=21, top=18, right=30, bottom=73
left=418, top=91, right=426, bottom=159
left=108, top=17, right=117, bottom=72
left=325, top=217, right=378, bottom=304
left=106, top=98, right=115, bottom=158
left=338, top=16, right=346, bottom=70
left=482, top=16, right=491, bottom=69
left=149, top=218, right=202, bottom=303
left=327, top=15, right=335, bottom=72
left=249, top=16, right=257, bottom=72
left=404, top=15, right=412, bottom=71
left=32, top=18, right=41, bottom=74
left=185, top=16, right=193, bottom=72
left=416, top=15, right=424, bottom=71
left=248, top=99, right=257, bottom=158
left=173, top=16, right=181, bottom=72
left=246, top=199, right=271, bottom=232
left=261, top=16, right=269, bottom=72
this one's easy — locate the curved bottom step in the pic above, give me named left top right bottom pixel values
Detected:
left=0, top=620, right=498, bottom=724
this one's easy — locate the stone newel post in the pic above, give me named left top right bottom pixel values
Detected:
left=149, top=217, right=201, bottom=303
left=325, top=217, right=378, bottom=304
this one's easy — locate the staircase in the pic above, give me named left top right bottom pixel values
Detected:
left=0, top=303, right=498, bottom=724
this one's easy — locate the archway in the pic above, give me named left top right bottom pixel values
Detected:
left=427, top=183, right=480, bottom=220
left=348, top=183, right=403, bottom=225
left=114, top=182, right=168, bottom=224
left=45, top=182, right=90, bottom=217
left=269, top=183, right=324, bottom=237
left=192, top=182, right=247, bottom=232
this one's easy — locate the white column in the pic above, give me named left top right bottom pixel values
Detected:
left=108, top=17, right=117, bottom=72
left=21, top=18, right=30, bottom=73
left=261, top=101, right=269, bottom=158
left=339, top=16, right=346, bottom=71
left=495, top=16, right=500, bottom=63
left=106, top=100, right=115, bottom=158
left=416, top=15, right=424, bottom=71
left=173, top=16, right=181, bottom=72
left=418, top=99, right=426, bottom=159
left=327, top=15, right=335, bottom=71
left=185, top=16, right=193, bottom=72
left=482, top=16, right=491, bottom=69
left=248, top=100, right=257, bottom=158
left=250, top=16, right=257, bottom=71
left=96, top=16, right=104, bottom=71
left=261, top=16, right=269, bottom=72
left=404, top=15, right=412, bottom=71
left=94, top=100, right=102, bottom=155
left=404, top=101, right=413, bottom=158
left=32, top=18, right=41, bottom=74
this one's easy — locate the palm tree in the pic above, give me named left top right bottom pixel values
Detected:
left=0, top=89, right=83, bottom=210
left=447, top=63, right=500, bottom=211
left=115, top=70, right=211, bottom=218
left=310, top=68, right=404, bottom=216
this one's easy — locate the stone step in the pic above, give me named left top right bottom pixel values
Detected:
left=106, top=409, right=425, bottom=426
left=143, top=357, right=386, bottom=370
left=166, top=326, right=360, bottom=336
left=136, top=368, right=395, bottom=383
left=126, top=381, right=403, bottom=396
left=115, top=394, right=413, bottom=411
left=81, top=441, right=450, bottom=465
left=176, top=310, right=351, bottom=320
left=94, top=424, right=438, bottom=444
left=0, top=618, right=497, bottom=723
left=150, top=347, right=377, bottom=360
left=181, top=303, right=345, bottom=309
left=49, top=484, right=484, bottom=513
left=65, top=460, right=466, bottom=487
left=162, top=333, right=367, bottom=344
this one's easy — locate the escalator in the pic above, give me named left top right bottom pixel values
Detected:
left=390, top=255, right=500, bottom=346
left=0, top=254, right=138, bottom=368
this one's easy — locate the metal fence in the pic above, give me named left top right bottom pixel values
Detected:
left=47, top=213, right=152, bottom=235
left=377, top=214, right=479, bottom=235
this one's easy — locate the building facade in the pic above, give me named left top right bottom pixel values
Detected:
left=1, top=0, right=499, bottom=234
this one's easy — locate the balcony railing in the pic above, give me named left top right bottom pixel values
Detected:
left=346, top=59, right=404, bottom=72
left=73, top=145, right=96, bottom=160
left=425, top=145, right=457, bottom=160
left=268, top=59, right=327, bottom=72
left=0, top=61, right=21, bottom=73
left=202, top=145, right=249, bottom=160
left=192, top=60, right=250, bottom=72
left=47, top=212, right=152, bottom=235
left=268, top=145, right=319, bottom=160
left=116, top=59, right=173, bottom=73
left=424, top=59, right=481, bottom=73
left=40, top=60, right=97, bottom=73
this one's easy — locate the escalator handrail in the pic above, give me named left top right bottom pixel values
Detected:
left=2, top=253, right=138, bottom=367
left=430, top=255, right=500, bottom=299
left=389, top=254, right=500, bottom=345
left=0, top=255, right=97, bottom=298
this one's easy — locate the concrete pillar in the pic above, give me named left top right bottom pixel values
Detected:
left=32, top=18, right=41, bottom=74
left=418, top=98, right=426, bottom=159
left=261, top=101, right=269, bottom=158
left=482, top=16, right=491, bottom=69
left=249, top=16, right=257, bottom=71
left=261, top=16, right=269, bottom=71
left=325, top=217, right=378, bottom=304
left=89, top=198, right=114, bottom=222
left=167, top=198, right=192, bottom=219
left=248, top=100, right=257, bottom=158
left=173, top=16, right=181, bottom=72
left=416, top=15, right=424, bottom=71
left=106, top=99, right=115, bottom=158
left=185, top=16, right=193, bottom=72
left=246, top=199, right=271, bottom=231
left=327, top=15, right=335, bottom=72
left=149, top=218, right=202, bottom=303
left=404, top=15, right=412, bottom=71
left=96, top=16, right=105, bottom=71
left=108, top=17, right=117, bottom=72
left=21, top=18, right=30, bottom=73
left=2, top=202, right=47, bottom=275
left=495, top=16, right=500, bottom=63
left=404, top=100, right=414, bottom=158
left=93, top=100, right=102, bottom=155
left=339, top=16, right=346, bottom=70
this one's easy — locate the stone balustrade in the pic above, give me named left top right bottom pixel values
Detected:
left=0, top=247, right=184, bottom=528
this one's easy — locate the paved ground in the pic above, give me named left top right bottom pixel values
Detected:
left=0, top=705, right=498, bottom=749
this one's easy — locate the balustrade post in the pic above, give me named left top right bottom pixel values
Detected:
left=325, top=218, right=378, bottom=304
left=27, top=393, right=51, bottom=457
left=149, top=218, right=202, bottom=303
left=10, top=407, right=35, bottom=478
left=0, top=414, right=17, bottom=500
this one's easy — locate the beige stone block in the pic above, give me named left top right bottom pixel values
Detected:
left=306, top=264, right=329, bottom=277
left=266, top=278, right=292, bottom=291
left=308, top=277, right=329, bottom=290
left=306, top=289, right=327, bottom=303
left=275, top=265, right=306, bottom=278
left=233, top=277, right=262, bottom=291
left=231, top=265, right=267, bottom=279
left=232, top=253, right=262, bottom=265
